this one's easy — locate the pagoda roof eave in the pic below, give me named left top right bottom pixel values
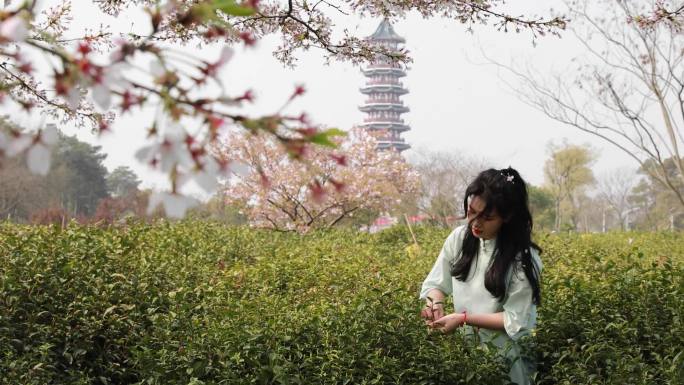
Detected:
left=359, top=123, right=411, bottom=132
left=368, top=19, right=406, bottom=43
left=362, top=68, right=406, bottom=77
left=358, top=105, right=410, bottom=113
left=359, top=86, right=409, bottom=95
left=377, top=141, right=411, bottom=152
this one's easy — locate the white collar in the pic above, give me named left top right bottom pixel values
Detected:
left=479, top=237, right=497, bottom=254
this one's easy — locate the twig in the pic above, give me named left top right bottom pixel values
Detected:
left=404, top=213, right=418, bottom=246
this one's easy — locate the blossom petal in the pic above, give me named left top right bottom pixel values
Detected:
left=135, top=144, right=155, bottom=163
left=150, top=59, right=165, bottom=78
left=41, top=124, right=59, bottom=145
left=218, top=46, right=234, bottom=66
left=109, top=39, right=127, bottom=62
left=92, top=84, right=111, bottom=110
left=194, top=157, right=220, bottom=192
left=162, top=193, right=198, bottom=218
left=66, top=88, right=81, bottom=111
left=146, top=191, right=164, bottom=215
left=27, top=144, right=51, bottom=175
left=0, top=16, right=28, bottom=42
left=194, top=171, right=219, bottom=193
left=7, top=134, right=32, bottom=157
left=105, top=63, right=127, bottom=84
left=162, top=120, right=185, bottom=140
left=178, top=168, right=218, bottom=193
left=147, top=191, right=198, bottom=218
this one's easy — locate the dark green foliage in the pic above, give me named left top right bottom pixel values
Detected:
left=527, top=185, right=555, bottom=231
left=106, top=166, right=141, bottom=198
left=50, top=135, right=110, bottom=216
left=536, top=232, right=684, bottom=384
left=0, top=223, right=681, bottom=384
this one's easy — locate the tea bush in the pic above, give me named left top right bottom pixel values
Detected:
left=0, top=222, right=681, bottom=384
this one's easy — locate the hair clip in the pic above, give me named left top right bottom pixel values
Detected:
left=501, top=171, right=515, bottom=183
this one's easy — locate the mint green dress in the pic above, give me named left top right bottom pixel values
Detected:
left=420, top=225, right=542, bottom=385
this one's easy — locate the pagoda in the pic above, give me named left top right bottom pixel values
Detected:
left=358, top=19, right=410, bottom=152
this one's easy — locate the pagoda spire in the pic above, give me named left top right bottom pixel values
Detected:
left=358, top=19, right=410, bottom=153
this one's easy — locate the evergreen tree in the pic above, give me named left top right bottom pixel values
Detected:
left=48, top=135, right=109, bottom=216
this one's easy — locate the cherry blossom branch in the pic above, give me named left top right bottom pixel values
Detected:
left=53, top=32, right=113, bottom=44
left=631, top=1, right=684, bottom=30
left=0, top=62, right=100, bottom=124
left=311, top=0, right=349, bottom=15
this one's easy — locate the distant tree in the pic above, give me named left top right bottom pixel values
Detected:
left=106, top=166, right=141, bottom=197
left=629, top=157, right=684, bottom=230
left=0, top=119, right=54, bottom=222
left=92, top=191, right=151, bottom=225
left=574, top=194, right=606, bottom=233
left=338, top=207, right=382, bottom=230
left=409, top=149, right=490, bottom=227
left=49, top=135, right=110, bottom=216
left=1, top=125, right=121, bottom=221
left=544, top=141, right=596, bottom=231
left=528, top=184, right=555, bottom=232
left=0, top=155, right=47, bottom=221
left=29, top=206, right=72, bottom=226
left=186, top=194, right=247, bottom=225
left=596, top=168, right=637, bottom=231
left=217, top=128, right=420, bottom=232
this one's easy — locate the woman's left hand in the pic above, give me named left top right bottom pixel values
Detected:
left=430, top=313, right=465, bottom=334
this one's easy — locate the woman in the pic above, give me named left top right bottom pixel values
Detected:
left=419, top=167, right=542, bottom=385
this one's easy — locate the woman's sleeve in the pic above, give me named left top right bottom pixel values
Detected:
left=502, top=250, right=543, bottom=340
left=418, top=226, right=463, bottom=300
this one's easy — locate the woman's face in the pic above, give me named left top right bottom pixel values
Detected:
left=467, top=195, right=504, bottom=240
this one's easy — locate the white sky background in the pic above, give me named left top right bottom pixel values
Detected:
left=8, top=0, right=638, bottom=197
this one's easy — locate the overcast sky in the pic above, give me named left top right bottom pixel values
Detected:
left=13, top=0, right=638, bottom=196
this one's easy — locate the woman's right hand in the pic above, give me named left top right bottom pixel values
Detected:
left=420, top=301, right=445, bottom=326
left=430, top=312, right=465, bottom=334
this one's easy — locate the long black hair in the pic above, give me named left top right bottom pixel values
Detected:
left=450, top=167, right=542, bottom=305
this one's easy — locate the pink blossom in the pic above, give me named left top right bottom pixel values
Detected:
left=217, top=128, right=420, bottom=232
left=7, top=124, right=59, bottom=176
left=237, top=90, right=254, bottom=103
left=135, top=136, right=193, bottom=173
left=6, top=133, right=32, bottom=157
left=91, top=63, right=126, bottom=111
left=217, top=46, right=234, bottom=67
left=147, top=191, right=199, bottom=218
left=178, top=154, right=222, bottom=194
left=289, top=84, right=306, bottom=100
left=0, top=16, right=28, bottom=42
left=239, top=31, right=256, bottom=46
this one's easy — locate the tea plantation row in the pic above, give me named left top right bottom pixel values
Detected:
left=0, top=222, right=682, bottom=384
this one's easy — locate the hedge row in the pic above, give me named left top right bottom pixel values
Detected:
left=0, top=222, right=682, bottom=384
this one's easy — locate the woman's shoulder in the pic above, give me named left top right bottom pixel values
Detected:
left=506, top=248, right=542, bottom=287
left=439, top=224, right=467, bottom=257
left=528, top=246, right=543, bottom=271
left=513, top=246, right=543, bottom=272
left=451, top=224, right=468, bottom=237
left=446, top=224, right=468, bottom=243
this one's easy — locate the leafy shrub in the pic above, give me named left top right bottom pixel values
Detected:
left=0, top=223, right=681, bottom=384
